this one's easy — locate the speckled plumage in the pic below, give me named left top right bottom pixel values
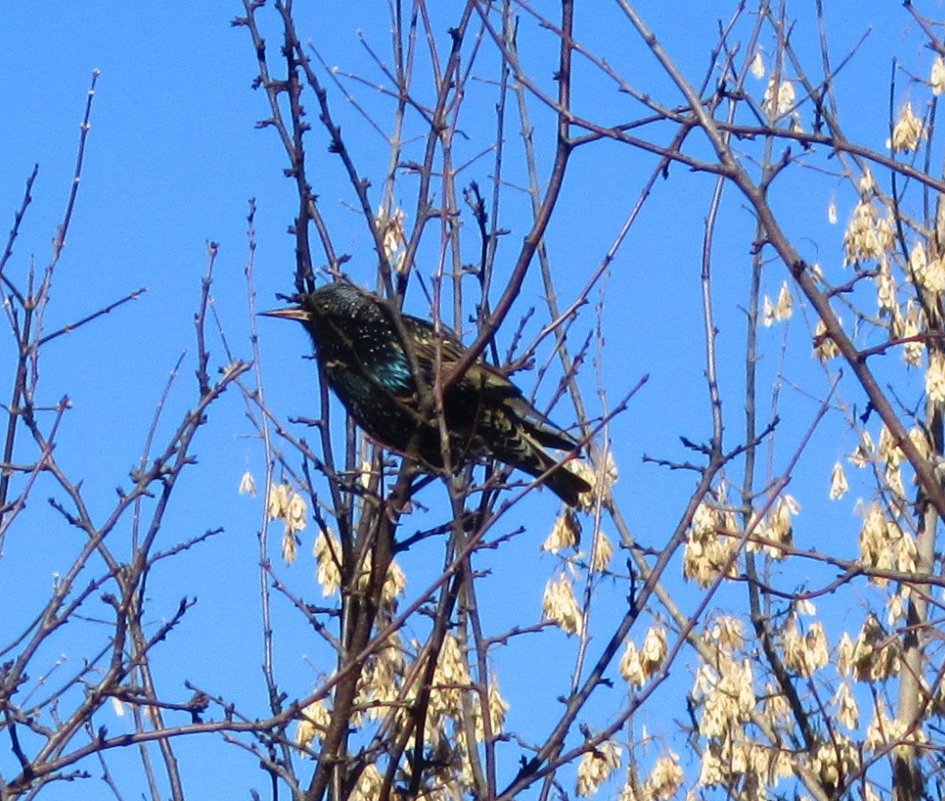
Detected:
left=264, top=282, right=591, bottom=506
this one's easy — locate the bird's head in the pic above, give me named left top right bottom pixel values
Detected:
left=260, top=284, right=364, bottom=325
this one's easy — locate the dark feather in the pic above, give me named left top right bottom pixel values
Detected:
left=263, top=282, right=591, bottom=506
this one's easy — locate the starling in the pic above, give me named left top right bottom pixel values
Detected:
left=262, top=282, right=592, bottom=506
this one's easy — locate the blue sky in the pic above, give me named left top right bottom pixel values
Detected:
left=1, top=2, right=940, bottom=798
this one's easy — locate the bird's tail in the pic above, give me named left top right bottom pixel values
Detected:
left=524, top=439, right=592, bottom=507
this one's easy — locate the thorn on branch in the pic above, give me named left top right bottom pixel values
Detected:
left=641, top=454, right=703, bottom=472
left=187, top=690, right=210, bottom=723
left=749, top=238, right=769, bottom=255
left=626, top=557, right=637, bottom=608
left=47, top=497, right=79, bottom=526
left=679, top=436, right=713, bottom=455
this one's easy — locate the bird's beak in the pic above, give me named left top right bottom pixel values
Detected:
left=259, top=306, right=310, bottom=321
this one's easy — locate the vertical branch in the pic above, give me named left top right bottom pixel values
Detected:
left=447, top=0, right=576, bottom=387
left=1, top=69, right=99, bottom=538
left=0, top=167, right=37, bottom=540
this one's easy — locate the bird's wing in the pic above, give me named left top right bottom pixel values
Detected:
left=401, top=313, right=581, bottom=451
left=499, top=395, right=581, bottom=451
left=401, top=314, right=517, bottom=394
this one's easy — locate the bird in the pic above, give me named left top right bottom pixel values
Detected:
left=262, top=282, right=592, bottom=506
